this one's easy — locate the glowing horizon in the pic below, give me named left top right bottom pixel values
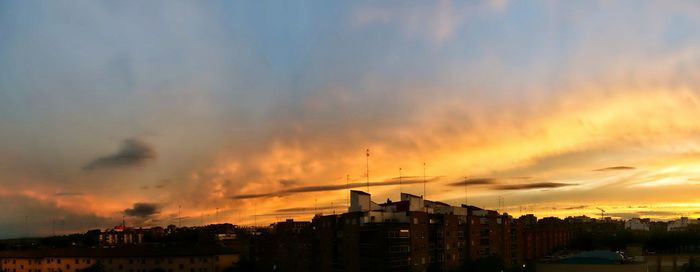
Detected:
left=3, top=0, right=700, bottom=238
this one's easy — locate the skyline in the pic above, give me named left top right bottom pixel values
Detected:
left=3, top=0, right=700, bottom=238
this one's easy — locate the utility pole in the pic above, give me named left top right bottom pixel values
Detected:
left=178, top=205, right=182, bottom=227
left=346, top=174, right=350, bottom=208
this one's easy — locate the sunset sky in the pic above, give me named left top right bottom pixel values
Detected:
left=3, top=0, right=700, bottom=238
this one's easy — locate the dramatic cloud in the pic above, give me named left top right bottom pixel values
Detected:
left=123, top=203, right=160, bottom=218
left=3, top=1, right=700, bottom=233
left=492, top=182, right=577, bottom=191
left=232, top=177, right=441, bottom=200
left=83, top=139, right=155, bottom=170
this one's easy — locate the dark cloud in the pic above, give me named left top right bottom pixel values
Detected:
left=492, top=182, right=576, bottom=190
left=83, top=139, right=155, bottom=170
left=444, top=177, right=531, bottom=187
left=232, top=177, right=441, bottom=200
left=276, top=205, right=347, bottom=213
left=593, top=166, right=636, bottom=171
left=564, top=205, right=588, bottom=210
left=123, top=203, right=159, bottom=218
left=446, top=178, right=497, bottom=187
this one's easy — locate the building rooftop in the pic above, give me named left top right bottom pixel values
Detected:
left=557, top=251, right=624, bottom=265
left=0, top=246, right=237, bottom=258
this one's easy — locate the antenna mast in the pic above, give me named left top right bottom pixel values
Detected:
left=346, top=174, right=350, bottom=208
left=366, top=149, right=370, bottom=193
left=464, top=177, right=468, bottom=206
left=366, top=149, right=371, bottom=212
left=423, top=162, right=427, bottom=199
left=399, top=167, right=403, bottom=195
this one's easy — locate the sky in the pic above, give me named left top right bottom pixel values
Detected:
left=2, top=0, right=700, bottom=238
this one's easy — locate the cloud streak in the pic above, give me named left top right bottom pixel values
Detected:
left=593, top=166, right=636, bottom=171
left=232, top=177, right=441, bottom=200
left=492, top=182, right=577, bottom=191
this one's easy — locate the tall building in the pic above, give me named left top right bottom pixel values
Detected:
left=247, top=190, right=573, bottom=272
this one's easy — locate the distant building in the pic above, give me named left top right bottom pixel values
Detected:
left=625, top=218, right=650, bottom=231
left=667, top=217, right=700, bottom=232
left=98, top=225, right=149, bottom=247
left=0, top=247, right=238, bottom=272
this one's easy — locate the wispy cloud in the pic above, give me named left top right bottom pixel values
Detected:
left=232, top=177, right=441, bottom=200
left=492, top=182, right=576, bottom=191
left=446, top=178, right=498, bottom=187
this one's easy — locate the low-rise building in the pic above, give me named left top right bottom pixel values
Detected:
left=625, top=218, right=650, bottom=231
left=0, top=247, right=239, bottom=272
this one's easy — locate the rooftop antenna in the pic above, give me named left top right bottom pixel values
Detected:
left=423, top=162, right=427, bottom=199
left=464, top=177, right=468, bottom=206
left=366, top=149, right=370, bottom=193
left=399, top=167, right=403, bottom=195
left=498, top=196, right=502, bottom=212
left=366, top=149, right=371, bottom=212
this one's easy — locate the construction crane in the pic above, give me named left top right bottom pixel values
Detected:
left=596, top=207, right=605, bottom=220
